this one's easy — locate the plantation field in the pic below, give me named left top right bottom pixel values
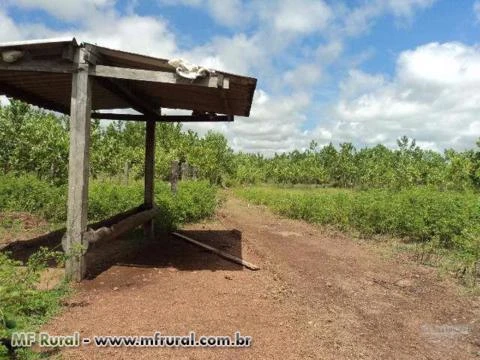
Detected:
left=0, top=100, right=479, bottom=358
left=236, top=186, right=480, bottom=283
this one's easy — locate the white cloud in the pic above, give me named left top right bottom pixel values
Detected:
left=2, top=2, right=178, bottom=59
left=0, top=8, right=60, bottom=41
left=159, top=0, right=202, bottom=6
left=270, top=0, right=332, bottom=34
left=283, top=64, right=322, bottom=89
left=206, top=0, right=247, bottom=27
left=385, top=0, right=436, bottom=18
left=339, top=70, right=386, bottom=99
left=0, top=10, right=22, bottom=42
left=473, top=1, right=480, bottom=23
left=78, top=14, right=178, bottom=59
left=316, top=40, right=344, bottom=64
left=343, top=0, right=437, bottom=36
left=318, top=42, right=480, bottom=150
left=184, top=89, right=313, bottom=154
left=228, top=90, right=312, bottom=154
left=2, top=0, right=475, bottom=155
left=184, top=33, right=265, bottom=74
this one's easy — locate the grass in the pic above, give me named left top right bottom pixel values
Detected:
left=235, top=185, right=480, bottom=286
left=0, top=248, right=68, bottom=359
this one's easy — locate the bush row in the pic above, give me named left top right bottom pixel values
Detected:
left=0, top=175, right=217, bottom=228
left=235, top=186, right=480, bottom=258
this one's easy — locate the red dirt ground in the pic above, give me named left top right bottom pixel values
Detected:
left=42, top=195, right=480, bottom=359
left=0, top=212, right=50, bottom=246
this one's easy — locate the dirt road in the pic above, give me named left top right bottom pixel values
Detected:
left=43, top=195, right=480, bottom=359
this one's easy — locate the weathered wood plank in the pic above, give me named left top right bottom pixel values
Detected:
left=0, top=59, right=74, bottom=74
left=64, top=48, right=91, bottom=282
left=89, top=65, right=225, bottom=88
left=2, top=206, right=145, bottom=257
left=143, top=119, right=156, bottom=240
left=85, top=208, right=159, bottom=244
left=93, top=76, right=161, bottom=118
left=172, top=232, right=260, bottom=271
left=90, top=112, right=234, bottom=122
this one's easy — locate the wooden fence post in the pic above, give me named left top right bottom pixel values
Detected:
left=124, top=160, right=130, bottom=185
left=64, top=47, right=92, bottom=281
left=181, top=162, right=189, bottom=180
left=171, top=160, right=179, bottom=194
left=144, top=119, right=156, bottom=240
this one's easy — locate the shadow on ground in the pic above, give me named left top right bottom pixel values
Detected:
left=2, top=226, right=245, bottom=279
left=86, top=229, right=244, bottom=278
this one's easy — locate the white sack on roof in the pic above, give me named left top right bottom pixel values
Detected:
left=168, top=58, right=215, bottom=80
left=1, top=50, right=24, bottom=63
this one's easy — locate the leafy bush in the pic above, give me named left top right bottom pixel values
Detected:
left=0, top=175, right=217, bottom=229
left=0, top=248, right=67, bottom=357
left=88, top=180, right=217, bottom=227
left=1, top=101, right=480, bottom=190
left=235, top=186, right=480, bottom=256
left=0, top=174, right=66, bottom=222
left=88, top=181, right=143, bottom=221
left=155, top=180, right=217, bottom=228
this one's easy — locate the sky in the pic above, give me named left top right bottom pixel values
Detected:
left=0, top=0, right=479, bottom=154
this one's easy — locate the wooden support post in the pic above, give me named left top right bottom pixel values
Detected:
left=64, top=47, right=92, bottom=281
left=143, top=118, right=156, bottom=240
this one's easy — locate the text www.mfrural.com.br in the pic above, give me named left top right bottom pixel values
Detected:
left=11, top=331, right=252, bottom=348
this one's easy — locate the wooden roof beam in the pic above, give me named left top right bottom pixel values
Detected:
left=93, top=77, right=162, bottom=119
left=89, top=64, right=229, bottom=89
left=91, top=112, right=234, bottom=122
left=0, top=58, right=74, bottom=74
left=0, top=42, right=76, bottom=73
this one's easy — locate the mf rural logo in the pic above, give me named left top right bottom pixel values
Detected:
left=11, top=332, right=81, bottom=347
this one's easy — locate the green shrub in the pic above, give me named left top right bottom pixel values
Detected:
left=88, top=181, right=143, bottom=221
left=0, top=248, right=67, bottom=357
left=0, top=175, right=218, bottom=229
left=235, top=186, right=480, bottom=257
left=155, top=180, right=217, bottom=229
left=0, top=174, right=66, bottom=222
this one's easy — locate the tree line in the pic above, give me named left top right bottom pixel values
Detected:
left=1, top=100, right=479, bottom=190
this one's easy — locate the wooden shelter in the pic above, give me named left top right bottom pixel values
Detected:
left=0, top=38, right=257, bottom=281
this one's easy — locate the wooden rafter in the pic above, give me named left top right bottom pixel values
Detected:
left=0, top=81, right=70, bottom=113
left=90, top=112, right=234, bottom=122
left=0, top=59, right=74, bottom=74
left=89, top=64, right=229, bottom=89
left=93, top=77, right=161, bottom=118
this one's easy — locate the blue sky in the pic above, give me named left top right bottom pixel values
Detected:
left=1, top=0, right=480, bottom=154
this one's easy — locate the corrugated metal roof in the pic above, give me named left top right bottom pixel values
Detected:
left=0, top=38, right=257, bottom=118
